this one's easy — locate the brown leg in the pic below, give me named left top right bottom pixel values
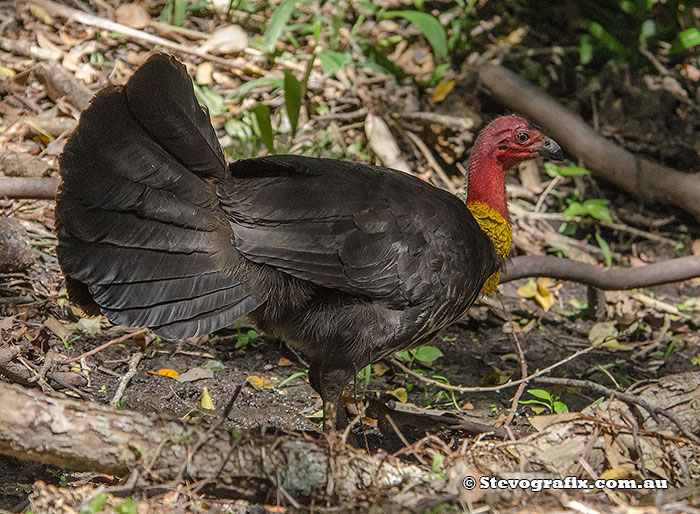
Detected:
left=309, top=360, right=353, bottom=431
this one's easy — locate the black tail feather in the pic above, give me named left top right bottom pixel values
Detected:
left=56, top=54, right=261, bottom=338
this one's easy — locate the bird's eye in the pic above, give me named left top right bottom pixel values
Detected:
left=516, top=132, right=530, bottom=144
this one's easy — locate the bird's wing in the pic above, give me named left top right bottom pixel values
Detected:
left=220, top=155, right=498, bottom=308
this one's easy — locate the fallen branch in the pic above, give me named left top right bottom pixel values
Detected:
left=478, top=64, right=700, bottom=222
left=0, top=382, right=435, bottom=503
left=0, top=177, right=59, bottom=199
left=501, top=254, right=700, bottom=289
left=34, top=62, right=93, bottom=111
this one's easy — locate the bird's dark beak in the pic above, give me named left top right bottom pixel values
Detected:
left=535, top=138, right=564, bottom=161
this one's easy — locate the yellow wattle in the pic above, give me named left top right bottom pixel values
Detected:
left=466, top=201, right=512, bottom=295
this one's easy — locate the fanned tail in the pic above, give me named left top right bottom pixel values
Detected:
left=56, top=54, right=261, bottom=338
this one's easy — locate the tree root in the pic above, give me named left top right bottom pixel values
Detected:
left=501, top=254, right=700, bottom=289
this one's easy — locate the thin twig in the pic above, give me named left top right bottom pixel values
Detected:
left=533, top=175, right=561, bottom=213
left=31, top=0, right=244, bottom=69
left=313, top=107, right=368, bottom=121
left=60, top=329, right=145, bottom=364
left=405, top=131, right=457, bottom=193
left=510, top=203, right=679, bottom=247
left=534, top=376, right=700, bottom=445
left=109, top=351, right=144, bottom=407
left=389, top=339, right=608, bottom=394
left=498, top=292, right=527, bottom=428
left=398, top=111, right=476, bottom=131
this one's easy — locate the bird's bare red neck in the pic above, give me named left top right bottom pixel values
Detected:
left=466, top=140, right=509, bottom=220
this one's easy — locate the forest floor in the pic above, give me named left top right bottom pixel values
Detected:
left=1, top=0, right=700, bottom=513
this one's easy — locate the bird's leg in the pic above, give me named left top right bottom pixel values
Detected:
left=309, top=360, right=353, bottom=432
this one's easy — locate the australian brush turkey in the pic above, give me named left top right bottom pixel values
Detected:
left=56, top=54, right=563, bottom=428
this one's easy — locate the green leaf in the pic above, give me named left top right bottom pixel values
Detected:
left=595, top=233, right=612, bottom=268
left=383, top=11, right=447, bottom=59
left=264, top=0, right=297, bottom=54
left=395, top=350, right=412, bottom=361
left=172, top=0, right=188, bottom=26
left=279, top=370, right=308, bottom=388
left=283, top=71, right=302, bottom=137
left=526, top=388, right=553, bottom=401
left=356, top=364, right=372, bottom=383
left=678, top=28, right=700, bottom=49
left=639, top=20, right=656, bottom=42
left=579, top=34, right=593, bottom=65
left=544, top=162, right=590, bottom=177
left=192, top=83, right=227, bottom=117
left=563, top=199, right=612, bottom=222
left=318, top=50, right=350, bottom=75
left=586, top=20, right=631, bottom=61
left=431, top=452, right=444, bottom=472
left=224, top=117, right=254, bottom=141
left=252, top=103, right=274, bottom=153
left=229, top=76, right=284, bottom=100
left=553, top=401, right=569, bottom=414
left=80, top=493, right=107, bottom=514
left=411, top=345, right=443, bottom=363
left=114, top=498, right=138, bottom=514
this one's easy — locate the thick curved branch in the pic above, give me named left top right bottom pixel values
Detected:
left=0, top=382, right=427, bottom=501
left=478, top=65, right=700, bottom=222
left=502, top=255, right=700, bottom=289
left=0, top=178, right=59, bottom=199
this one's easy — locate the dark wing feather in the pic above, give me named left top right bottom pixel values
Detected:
left=221, top=155, right=498, bottom=309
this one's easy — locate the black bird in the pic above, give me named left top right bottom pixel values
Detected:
left=56, top=54, right=563, bottom=428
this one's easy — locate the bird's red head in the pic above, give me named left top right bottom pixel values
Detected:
left=467, top=115, right=563, bottom=219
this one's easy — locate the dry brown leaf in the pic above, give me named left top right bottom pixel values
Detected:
left=692, top=239, right=700, bottom=256
left=59, top=31, right=81, bottom=47
left=29, top=4, right=54, bottom=25
left=365, top=113, right=411, bottom=173
left=199, top=25, right=249, bottom=55
left=246, top=375, right=274, bottom=389
left=372, top=362, right=389, bottom=376
left=115, top=3, right=151, bottom=29
left=432, top=80, right=455, bottom=102
left=36, top=31, right=63, bottom=56
left=528, top=412, right=579, bottom=432
left=0, top=316, right=15, bottom=331
left=44, top=316, right=75, bottom=341
left=176, top=367, right=214, bottom=382
left=196, top=62, right=214, bottom=85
